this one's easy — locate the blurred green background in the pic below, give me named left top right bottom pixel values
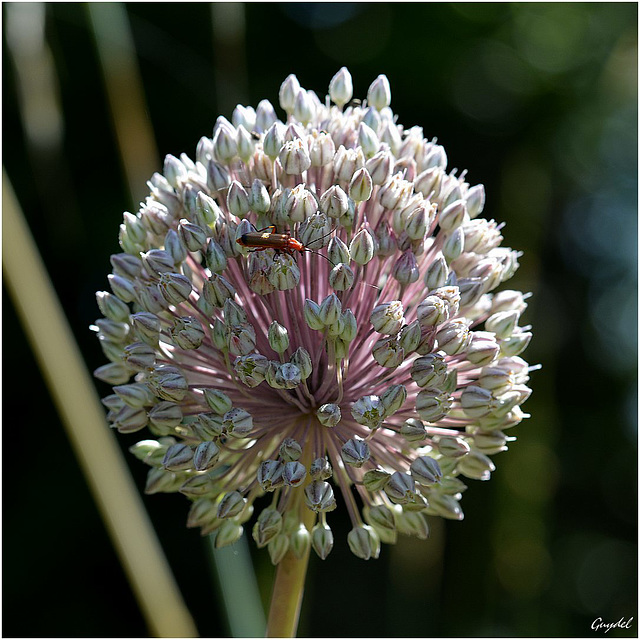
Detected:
left=3, top=2, right=637, bottom=637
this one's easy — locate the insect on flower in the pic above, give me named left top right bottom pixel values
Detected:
left=236, top=224, right=337, bottom=267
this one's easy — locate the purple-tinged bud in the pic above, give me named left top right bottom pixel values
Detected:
left=410, top=456, right=443, bottom=485
left=111, top=252, right=142, bottom=279
left=372, top=336, right=405, bottom=368
left=203, top=274, right=236, bottom=307
left=217, top=491, right=247, bottom=519
left=258, top=461, right=284, bottom=492
left=141, top=249, right=175, bottom=278
left=279, top=438, right=302, bottom=462
left=285, top=185, right=317, bottom=223
left=275, top=362, right=302, bottom=389
left=392, top=250, right=419, bottom=285
left=311, top=523, right=334, bottom=559
left=279, top=139, right=311, bottom=175
left=334, top=146, right=365, bottom=183
left=329, top=67, right=353, bottom=107
left=380, top=384, right=407, bottom=416
left=252, top=507, right=283, bottom=548
left=319, top=293, right=342, bottom=325
left=249, top=178, right=271, bottom=215
left=309, top=457, right=332, bottom=480
left=317, top=403, right=341, bottom=428
left=147, top=401, right=182, bottom=432
left=411, top=353, right=448, bottom=389
left=309, top=130, right=336, bottom=167
left=130, top=312, right=161, bottom=346
left=111, top=404, right=149, bottom=433
left=436, top=319, right=471, bottom=355
left=123, top=342, right=155, bottom=371
left=385, top=471, right=416, bottom=504
left=283, top=461, right=307, bottom=487
left=293, top=89, right=314, bottom=125
left=320, top=184, right=349, bottom=219
left=341, top=438, right=371, bottom=467
left=162, top=443, right=193, bottom=471
left=347, top=524, right=380, bottom=560
left=223, top=408, right=253, bottom=437
left=207, top=159, right=231, bottom=193
left=351, top=396, right=384, bottom=430
left=370, top=300, right=404, bottom=335
left=158, top=272, right=193, bottom=305
left=366, top=149, right=393, bottom=186
left=193, top=441, right=220, bottom=471
left=460, top=385, right=495, bottom=419
left=304, top=481, right=337, bottom=512
left=357, top=122, right=380, bottom=159
left=113, top=382, right=156, bottom=408
left=212, top=120, right=238, bottom=164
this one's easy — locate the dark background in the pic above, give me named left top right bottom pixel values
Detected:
left=3, top=2, right=637, bottom=637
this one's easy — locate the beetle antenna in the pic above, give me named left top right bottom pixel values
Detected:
left=304, top=248, right=337, bottom=267
left=305, top=225, right=337, bottom=249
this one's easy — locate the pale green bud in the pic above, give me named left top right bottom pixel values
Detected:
left=396, top=510, right=429, bottom=539
left=400, top=418, right=427, bottom=442
left=96, top=291, right=130, bottom=323
left=268, top=321, right=290, bottom=354
left=351, top=395, right=384, bottom=429
left=457, top=450, right=495, bottom=481
left=411, top=353, right=448, bottom=389
left=363, top=468, right=391, bottom=492
left=196, top=413, right=224, bottom=439
left=203, top=274, right=236, bottom=307
left=203, top=388, right=233, bottom=415
left=392, top=250, right=419, bottom=285
left=290, top=347, right=312, bottom=379
left=425, top=492, right=463, bottom=520
left=113, top=382, right=155, bottom=408
left=339, top=309, right=357, bottom=342
left=311, top=523, right=334, bottom=559
left=212, top=318, right=229, bottom=350
left=370, top=300, right=404, bottom=335
left=437, top=436, right=471, bottom=458
left=123, top=342, right=155, bottom=371
left=347, top=524, right=380, bottom=560
left=320, top=184, right=349, bottom=219
left=129, top=439, right=166, bottom=465
left=329, top=67, right=353, bottom=107
left=398, top=320, right=421, bottom=353
left=226, top=181, right=251, bottom=218
left=215, top=521, right=244, bottom=549
left=268, top=254, right=301, bottom=290
left=499, top=329, right=532, bottom=357
left=349, top=167, right=373, bottom=202
left=416, top=389, right=453, bottom=422
left=466, top=184, right=485, bottom=218
left=249, top=178, right=271, bottom=214
left=385, top=471, right=416, bottom=505
left=436, top=318, right=471, bottom=355
left=275, top=362, right=302, bottom=389
left=329, top=263, right=355, bottom=290
left=290, top=525, right=311, bottom=559
left=486, top=310, right=520, bottom=340
left=372, top=335, right=405, bottom=368
left=108, top=274, right=136, bottom=303
left=145, top=467, right=182, bottom=494
left=380, top=384, right=407, bottom=416
left=349, top=227, right=375, bottom=265
left=443, top=227, right=465, bottom=262
left=196, top=191, right=222, bottom=226
left=366, top=149, right=393, bottom=186
left=367, top=74, right=391, bottom=110
left=268, top=533, right=290, bottom=565
left=327, top=236, right=350, bottom=265
left=142, top=249, right=175, bottom=277
left=279, top=438, right=302, bottom=462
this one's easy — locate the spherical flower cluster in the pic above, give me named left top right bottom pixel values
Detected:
left=93, top=68, right=533, bottom=562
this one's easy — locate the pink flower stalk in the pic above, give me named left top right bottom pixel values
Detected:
left=93, top=68, right=533, bottom=562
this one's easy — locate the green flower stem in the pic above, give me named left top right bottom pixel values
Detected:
left=266, top=507, right=316, bottom=638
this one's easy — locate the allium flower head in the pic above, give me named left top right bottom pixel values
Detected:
left=93, top=68, right=533, bottom=562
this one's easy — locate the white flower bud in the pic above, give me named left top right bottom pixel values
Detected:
left=329, top=67, right=353, bottom=107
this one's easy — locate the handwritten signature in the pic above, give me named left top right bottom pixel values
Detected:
left=592, top=617, right=634, bottom=633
